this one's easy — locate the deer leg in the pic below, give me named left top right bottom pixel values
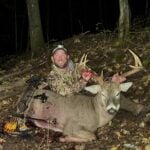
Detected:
left=120, top=94, right=144, bottom=115
left=60, top=120, right=96, bottom=142
left=59, top=131, right=96, bottom=142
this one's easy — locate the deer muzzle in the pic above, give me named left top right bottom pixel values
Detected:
left=106, top=103, right=120, bottom=115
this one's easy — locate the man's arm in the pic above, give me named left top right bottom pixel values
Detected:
left=47, top=69, right=94, bottom=96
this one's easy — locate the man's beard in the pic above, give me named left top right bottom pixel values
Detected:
left=54, top=60, right=68, bottom=69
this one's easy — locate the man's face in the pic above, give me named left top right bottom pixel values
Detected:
left=51, top=50, right=69, bottom=68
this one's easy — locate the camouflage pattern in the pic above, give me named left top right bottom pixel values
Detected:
left=47, top=64, right=87, bottom=96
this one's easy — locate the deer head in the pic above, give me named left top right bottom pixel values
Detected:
left=84, top=81, right=133, bottom=114
left=85, top=49, right=143, bottom=114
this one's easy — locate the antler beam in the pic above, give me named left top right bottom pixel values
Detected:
left=122, top=49, right=143, bottom=77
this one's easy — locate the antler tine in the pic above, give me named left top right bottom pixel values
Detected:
left=128, top=49, right=143, bottom=69
left=122, top=49, right=143, bottom=77
left=83, top=54, right=89, bottom=66
left=93, top=70, right=104, bottom=85
left=100, top=70, right=104, bottom=80
left=79, top=54, right=85, bottom=64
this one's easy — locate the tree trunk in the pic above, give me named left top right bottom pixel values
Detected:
left=26, top=0, right=45, bottom=57
left=118, top=0, right=130, bottom=41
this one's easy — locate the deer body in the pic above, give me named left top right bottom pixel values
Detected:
left=26, top=81, right=132, bottom=142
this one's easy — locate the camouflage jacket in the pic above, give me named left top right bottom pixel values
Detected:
left=47, top=62, right=87, bottom=96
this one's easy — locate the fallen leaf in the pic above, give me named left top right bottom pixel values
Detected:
left=121, top=129, right=130, bottom=135
left=145, top=144, right=150, bottom=150
left=115, top=131, right=122, bottom=139
left=111, top=145, right=119, bottom=150
left=142, top=137, right=150, bottom=144
left=75, top=144, right=85, bottom=150
left=139, top=121, right=145, bottom=128
left=123, top=143, right=137, bottom=149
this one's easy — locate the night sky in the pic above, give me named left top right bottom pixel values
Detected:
left=0, top=0, right=149, bottom=56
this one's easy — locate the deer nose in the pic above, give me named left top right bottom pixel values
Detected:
left=107, top=108, right=117, bottom=114
left=106, top=103, right=120, bottom=115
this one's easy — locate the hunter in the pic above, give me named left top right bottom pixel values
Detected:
left=47, top=45, right=94, bottom=96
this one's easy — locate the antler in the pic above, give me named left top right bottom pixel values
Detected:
left=94, top=70, right=104, bottom=85
left=73, top=54, right=89, bottom=80
left=75, top=54, right=89, bottom=73
left=122, top=49, right=143, bottom=77
left=79, top=54, right=88, bottom=68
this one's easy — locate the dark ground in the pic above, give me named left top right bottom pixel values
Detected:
left=0, top=30, right=150, bottom=150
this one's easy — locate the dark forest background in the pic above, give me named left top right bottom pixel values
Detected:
left=0, top=0, right=149, bottom=56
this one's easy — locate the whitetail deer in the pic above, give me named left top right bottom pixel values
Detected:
left=25, top=50, right=143, bottom=142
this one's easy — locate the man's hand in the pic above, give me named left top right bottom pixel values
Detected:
left=82, top=70, right=95, bottom=81
left=112, top=73, right=126, bottom=83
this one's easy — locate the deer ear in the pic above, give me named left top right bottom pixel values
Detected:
left=120, top=82, right=133, bottom=92
left=84, top=85, right=101, bottom=94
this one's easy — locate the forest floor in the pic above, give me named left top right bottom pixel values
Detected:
left=0, top=30, right=150, bottom=150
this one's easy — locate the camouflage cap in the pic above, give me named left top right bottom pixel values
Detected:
left=52, top=45, right=68, bottom=55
